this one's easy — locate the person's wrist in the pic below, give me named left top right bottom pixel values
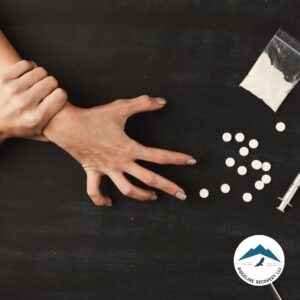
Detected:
left=43, top=101, right=83, bottom=149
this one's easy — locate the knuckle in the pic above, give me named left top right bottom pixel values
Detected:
left=6, top=83, right=19, bottom=95
left=144, top=174, right=156, bottom=186
left=122, top=186, right=134, bottom=197
left=25, top=114, right=42, bottom=128
left=55, top=88, right=68, bottom=100
left=47, top=76, right=58, bottom=87
left=87, top=187, right=99, bottom=200
left=113, top=99, right=126, bottom=106
left=20, top=60, right=32, bottom=70
left=139, top=95, right=152, bottom=102
left=36, top=67, right=47, bottom=77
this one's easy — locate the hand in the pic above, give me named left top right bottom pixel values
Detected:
left=43, top=96, right=196, bottom=206
left=0, top=60, right=67, bottom=141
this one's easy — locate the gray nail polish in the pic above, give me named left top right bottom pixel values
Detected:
left=176, top=191, right=187, bottom=201
left=187, top=159, right=197, bottom=165
left=155, top=97, right=167, bottom=105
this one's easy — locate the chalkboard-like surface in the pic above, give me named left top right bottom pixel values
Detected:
left=0, top=1, right=299, bottom=299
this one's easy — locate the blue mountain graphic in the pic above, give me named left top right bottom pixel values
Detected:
left=239, top=244, right=280, bottom=262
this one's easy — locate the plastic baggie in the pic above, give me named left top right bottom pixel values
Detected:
left=240, top=29, right=300, bottom=112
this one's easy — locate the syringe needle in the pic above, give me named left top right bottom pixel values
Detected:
left=269, top=283, right=283, bottom=300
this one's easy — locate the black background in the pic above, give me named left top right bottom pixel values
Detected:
left=0, top=1, right=299, bottom=299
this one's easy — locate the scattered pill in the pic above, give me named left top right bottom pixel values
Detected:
left=255, top=180, right=264, bottom=190
left=221, top=183, right=231, bottom=194
left=276, top=122, right=286, bottom=132
left=239, top=146, right=249, bottom=156
left=237, top=166, right=247, bottom=176
left=222, top=132, right=232, bottom=142
left=262, top=161, right=271, bottom=172
left=243, top=192, right=253, bottom=202
left=249, top=139, right=259, bottom=149
left=262, top=174, right=272, bottom=184
left=251, top=160, right=262, bottom=170
left=199, top=188, right=209, bottom=199
left=225, top=157, right=235, bottom=167
left=235, top=132, right=245, bottom=142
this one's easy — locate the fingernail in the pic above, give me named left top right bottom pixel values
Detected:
left=176, top=191, right=187, bottom=201
left=150, top=194, right=158, bottom=200
left=187, top=158, right=197, bottom=165
left=155, top=97, right=167, bottom=105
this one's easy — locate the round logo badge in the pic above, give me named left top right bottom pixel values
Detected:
left=233, top=235, right=285, bottom=286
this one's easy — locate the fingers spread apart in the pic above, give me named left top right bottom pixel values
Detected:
left=109, top=172, right=157, bottom=201
left=125, top=163, right=186, bottom=200
left=85, top=169, right=112, bottom=206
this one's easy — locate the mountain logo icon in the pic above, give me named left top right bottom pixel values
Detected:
left=239, top=244, right=280, bottom=262
left=234, top=235, right=285, bottom=287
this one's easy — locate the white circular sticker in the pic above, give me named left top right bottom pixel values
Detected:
left=233, top=235, right=285, bottom=286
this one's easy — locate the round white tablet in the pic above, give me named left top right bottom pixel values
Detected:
left=222, top=132, right=232, bottom=142
left=225, top=157, right=235, bottom=167
left=262, top=174, right=271, bottom=184
left=255, top=180, right=264, bottom=190
left=199, top=188, right=209, bottom=199
left=235, top=132, right=245, bottom=142
left=249, top=139, right=259, bottom=149
left=242, top=192, right=253, bottom=202
left=237, top=166, right=247, bottom=176
left=276, top=122, right=286, bottom=132
left=262, top=162, right=271, bottom=172
left=251, top=160, right=262, bottom=170
left=239, top=147, right=249, bottom=157
left=220, top=183, right=230, bottom=193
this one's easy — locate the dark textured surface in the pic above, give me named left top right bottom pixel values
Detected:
left=0, top=1, right=299, bottom=299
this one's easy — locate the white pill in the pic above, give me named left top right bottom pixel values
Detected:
left=255, top=180, right=264, bottom=190
left=262, top=174, right=271, bottom=184
left=276, top=122, right=286, bottom=132
left=249, top=139, right=259, bottom=149
left=222, top=132, right=232, bottom=142
left=235, top=132, right=245, bottom=142
left=262, top=162, right=271, bottom=172
left=199, top=188, right=209, bottom=198
left=220, top=183, right=230, bottom=193
left=239, top=147, right=249, bottom=157
left=251, top=160, right=262, bottom=170
left=243, top=192, right=253, bottom=202
left=225, top=157, right=235, bottom=167
left=237, top=166, right=247, bottom=176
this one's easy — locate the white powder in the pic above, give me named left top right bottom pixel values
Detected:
left=240, top=52, right=294, bottom=112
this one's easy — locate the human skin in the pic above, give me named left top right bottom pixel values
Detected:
left=1, top=31, right=197, bottom=206
left=0, top=32, right=67, bottom=141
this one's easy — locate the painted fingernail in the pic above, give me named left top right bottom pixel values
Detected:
left=155, top=97, right=167, bottom=105
left=187, top=158, right=197, bottom=165
left=176, top=191, right=187, bottom=201
left=150, top=194, right=158, bottom=200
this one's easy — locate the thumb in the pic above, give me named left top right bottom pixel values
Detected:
left=85, top=169, right=112, bottom=207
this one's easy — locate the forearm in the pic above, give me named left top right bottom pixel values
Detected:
left=0, top=31, right=21, bottom=71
